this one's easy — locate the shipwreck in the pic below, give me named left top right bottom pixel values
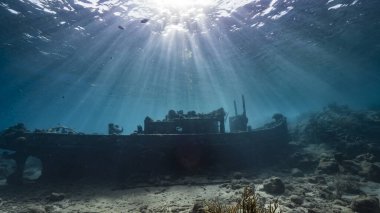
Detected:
left=0, top=96, right=290, bottom=184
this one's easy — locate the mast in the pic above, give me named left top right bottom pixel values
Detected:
left=242, top=95, right=246, bottom=116
left=234, top=100, right=238, bottom=116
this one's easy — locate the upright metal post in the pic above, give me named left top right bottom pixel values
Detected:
left=234, top=100, right=238, bottom=116
left=242, top=95, right=246, bottom=116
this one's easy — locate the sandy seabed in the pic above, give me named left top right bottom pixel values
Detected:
left=1, top=169, right=380, bottom=213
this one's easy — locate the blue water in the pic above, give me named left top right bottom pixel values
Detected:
left=0, top=0, right=379, bottom=134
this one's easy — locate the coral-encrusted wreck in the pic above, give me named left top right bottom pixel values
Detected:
left=0, top=96, right=289, bottom=184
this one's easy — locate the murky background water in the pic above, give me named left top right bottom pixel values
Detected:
left=1, top=0, right=379, bottom=133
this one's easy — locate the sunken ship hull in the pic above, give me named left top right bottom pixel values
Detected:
left=0, top=96, right=290, bottom=183
left=0, top=121, right=289, bottom=183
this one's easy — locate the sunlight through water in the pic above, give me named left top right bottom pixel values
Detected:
left=0, top=0, right=379, bottom=133
left=147, top=0, right=215, bottom=10
left=143, top=0, right=215, bottom=33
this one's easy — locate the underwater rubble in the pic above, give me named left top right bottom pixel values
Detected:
left=293, top=103, right=380, bottom=157
left=291, top=104, right=380, bottom=183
